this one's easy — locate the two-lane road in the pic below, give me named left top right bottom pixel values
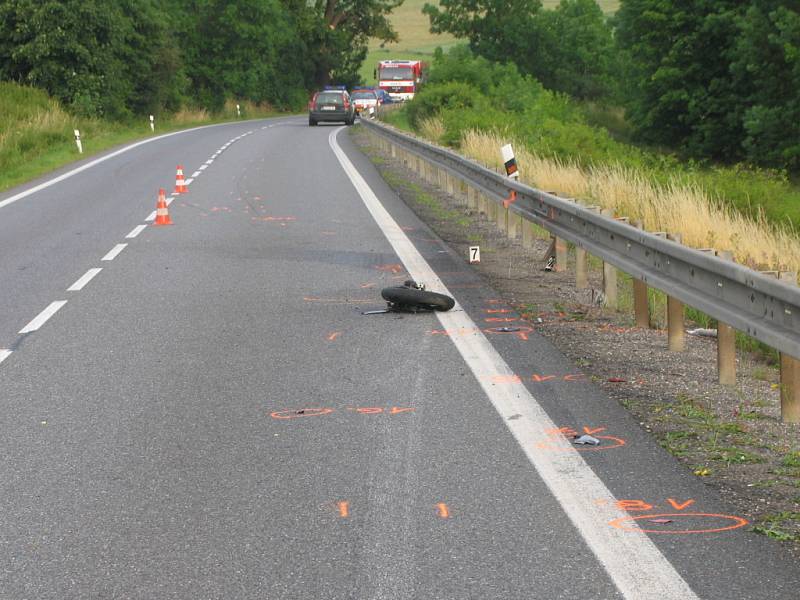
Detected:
left=0, top=117, right=798, bottom=598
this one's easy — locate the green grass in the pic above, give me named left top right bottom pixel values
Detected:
left=0, top=82, right=286, bottom=193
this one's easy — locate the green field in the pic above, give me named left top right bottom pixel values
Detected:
left=362, top=0, right=619, bottom=84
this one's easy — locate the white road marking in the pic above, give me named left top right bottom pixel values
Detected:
left=0, top=120, right=280, bottom=211
left=102, top=244, right=127, bottom=261
left=198, top=165, right=208, bottom=171
left=20, top=301, right=67, bottom=334
left=126, top=225, right=147, bottom=239
left=205, top=159, right=214, bottom=165
left=191, top=171, right=202, bottom=178
left=0, top=350, right=12, bottom=365
left=67, top=268, right=102, bottom=291
left=145, top=210, right=156, bottom=222
left=329, top=128, right=698, bottom=600
left=165, top=196, right=174, bottom=206
left=184, top=178, right=194, bottom=186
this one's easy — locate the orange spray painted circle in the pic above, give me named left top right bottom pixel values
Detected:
left=608, top=512, right=748, bottom=535
left=270, top=408, right=334, bottom=419
left=536, top=436, right=627, bottom=452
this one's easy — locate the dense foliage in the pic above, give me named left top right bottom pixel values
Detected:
left=614, top=0, right=800, bottom=171
left=0, top=0, right=401, bottom=116
left=424, top=0, right=617, bottom=101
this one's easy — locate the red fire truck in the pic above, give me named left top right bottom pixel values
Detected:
left=375, top=60, right=426, bottom=101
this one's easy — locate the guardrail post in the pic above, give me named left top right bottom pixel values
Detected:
left=779, top=271, right=800, bottom=422
left=715, top=250, right=736, bottom=385
left=555, top=236, right=568, bottom=273
left=600, top=208, right=617, bottom=309
left=666, top=232, right=685, bottom=351
left=466, top=186, right=476, bottom=209
left=391, top=143, right=396, bottom=158
left=446, top=172, right=455, bottom=197
left=632, top=220, right=650, bottom=328
left=522, top=219, right=535, bottom=249
left=496, top=202, right=507, bottom=232
left=575, top=245, right=588, bottom=288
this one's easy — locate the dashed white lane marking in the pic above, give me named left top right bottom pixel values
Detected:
left=0, top=120, right=285, bottom=211
left=191, top=170, right=202, bottom=178
left=205, top=159, right=214, bottom=165
left=198, top=164, right=208, bottom=171
left=19, top=301, right=68, bottom=334
left=102, top=244, right=127, bottom=261
left=329, top=128, right=698, bottom=600
left=165, top=196, right=174, bottom=206
left=0, top=350, right=12, bottom=365
left=145, top=210, right=156, bottom=222
left=126, top=225, right=147, bottom=239
left=67, top=268, right=102, bottom=291
left=184, top=178, right=194, bottom=186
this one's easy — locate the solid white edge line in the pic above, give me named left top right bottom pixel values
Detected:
left=19, top=300, right=68, bottom=334
left=145, top=210, right=157, bottom=222
left=0, top=350, right=12, bottom=365
left=126, top=224, right=147, bottom=239
left=102, top=243, right=128, bottom=261
left=328, top=128, right=698, bottom=600
left=0, top=119, right=284, bottom=211
left=67, top=268, right=102, bottom=291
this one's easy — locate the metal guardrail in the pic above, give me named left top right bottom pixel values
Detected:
left=360, top=118, right=800, bottom=359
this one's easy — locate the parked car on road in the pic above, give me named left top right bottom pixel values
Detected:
left=308, top=87, right=355, bottom=126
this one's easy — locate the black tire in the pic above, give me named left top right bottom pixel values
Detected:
left=381, top=286, right=455, bottom=312
left=308, top=117, right=317, bottom=126
left=346, top=117, right=354, bottom=126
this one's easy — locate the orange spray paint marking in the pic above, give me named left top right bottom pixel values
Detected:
left=327, top=332, right=342, bottom=342
left=583, top=427, right=606, bottom=435
left=616, top=500, right=653, bottom=512
left=270, top=408, right=334, bottom=419
left=390, top=407, right=414, bottom=414
left=436, top=503, right=450, bottom=518
left=667, top=498, right=695, bottom=511
left=374, top=263, right=404, bottom=274
left=485, top=317, right=519, bottom=323
left=485, top=309, right=513, bottom=314
left=360, top=282, right=377, bottom=289
left=353, top=407, right=383, bottom=414
left=609, top=513, right=748, bottom=535
left=337, top=501, right=349, bottom=518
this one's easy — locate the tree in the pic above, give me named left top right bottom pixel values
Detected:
left=423, top=0, right=543, bottom=67
left=732, top=1, right=800, bottom=170
left=530, top=0, right=617, bottom=101
left=614, top=0, right=747, bottom=159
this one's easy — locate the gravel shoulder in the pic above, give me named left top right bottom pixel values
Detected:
left=351, top=125, right=800, bottom=555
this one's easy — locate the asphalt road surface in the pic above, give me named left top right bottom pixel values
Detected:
left=1, top=116, right=799, bottom=599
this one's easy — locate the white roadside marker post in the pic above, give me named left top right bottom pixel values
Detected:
left=501, top=143, right=519, bottom=180
left=236, top=104, right=241, bottom=118
left=149, top=115, right=155, bottom=132
left=74, top=129, right=83, bottom=154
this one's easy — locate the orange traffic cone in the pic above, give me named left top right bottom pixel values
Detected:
left=154, top=188, right=173, bottom=226
left=174, top=165, right=188, bottom=194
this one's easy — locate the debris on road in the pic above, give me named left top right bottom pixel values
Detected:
left=648, top=519, right=673, bottom=525
left=493, top=326, right=521, bottom=333
left=688, top=328, right=718, bottom=338
left=573, top=434, right=601, bottom=445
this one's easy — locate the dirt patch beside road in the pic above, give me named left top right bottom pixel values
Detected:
left=352, top=126, right=800, bottom=555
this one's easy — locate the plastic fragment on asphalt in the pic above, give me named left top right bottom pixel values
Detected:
left=648, top=519, right=673, bottom=525
left=362, top=309, right=391, bottom=315
left=573, top=435, right=600, bottom=445
left=493, top=326, right=521, bottom=333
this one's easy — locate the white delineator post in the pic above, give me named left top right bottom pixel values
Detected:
left=149, top=115, right=155, bottom=132
left=236, top=104, right=241, bottom=117
left=501, top=144, right=519, bottom=180
left=74, top=130, right=83, bottom=154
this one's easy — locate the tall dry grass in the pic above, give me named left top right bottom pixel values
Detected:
left=457, top=127, right=800, bottom=273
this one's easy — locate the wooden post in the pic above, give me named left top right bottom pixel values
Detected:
left=478, top=192, right=488, bottom=215
left=666, top=232, right=685, bottom=351
left=632, top=220, right=650, bottom=328
left=716, top=250, right=736, bottom=385
left=390, top=143, right=396, bottom=158
left=446, top=172, right=455, bottom=197
left=575, top=246, right=588, bottom=289
left=779, top=271, right=800, bottom=422
left=467, top=186, right=476, bottom=209
left=600, top=208, right=617, bottom=309
left=522, top=219, right=535, bottom=249
left=507, top=212, right=520, bottom=240
left=555, top=237, right=568, bottom=273
left=496, top=203, right=507, bottom=232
